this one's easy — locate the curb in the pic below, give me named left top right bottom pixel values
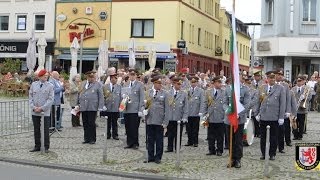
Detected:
left=0, top=157, right=189, bottom=180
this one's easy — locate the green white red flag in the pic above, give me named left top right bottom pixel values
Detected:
left=226, top=11, right=245, bottom=132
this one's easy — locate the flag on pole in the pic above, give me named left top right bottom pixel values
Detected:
left=226, top=10, right=245, bottom=133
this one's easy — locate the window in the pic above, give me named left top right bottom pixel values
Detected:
left=215, top=3, right=219, bottom=18
left=189, top=24, right=192, bottom=43
left=17, top=14, right=27, bottom=30
left=192, top=25, right=195, bottom=44
left=240, top=44, right=242, bottom=58
left=35, top=15, right=45, bottom=31
left=180, top=20, right=184, bottom=40
left=0, top=15, right=9, bottom=31
left=303, top=0, right=316, bottom=22
left=224, top=39, right=227, bottom=54
left=266, top=0, right=274, bottom=23
left=198, top=0, right=201, bottom=9
left=198, top=28, right=201, bottom=46
left=214, top=35, right=219, bottom=50
left=131, top=19, right=154, bottom=38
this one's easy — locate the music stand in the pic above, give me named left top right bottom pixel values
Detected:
left=50, top=105, right=62, bottom=137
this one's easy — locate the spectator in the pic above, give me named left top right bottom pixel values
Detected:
left=69, top=74, right=82, bottom=127
left=4, top=72, right=13, bottom=81
left=307, top=75, right=317, bottom=111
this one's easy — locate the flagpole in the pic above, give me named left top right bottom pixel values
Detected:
left=228, top=0, right=236, bottom=168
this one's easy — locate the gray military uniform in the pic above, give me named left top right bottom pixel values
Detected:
left=29, top=81, right=54, bottom=117
left=203, top=88, right=228, bottom=123
left=77, top=81, right=104, bottom=111
left=123, top=81, right=145, bottom=113
left=145, top=89, right=170, bottom=126
left=167, top=89, right=189, bottom=121
left=103, top=83, right=122, bottom=112
left=291, top=86, right=312, bottom=114
left=188, top=87, right=205, bottom=117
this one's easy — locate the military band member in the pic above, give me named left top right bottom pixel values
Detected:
left=165, top=77, right=189, bottom=152
left=275, top=69, right=291, bottom=151
left=291, top=76, right=312, bottom=140
left=252, top=71, right=263, bottom=89
left=144, top=76, right=170, bottom=164
left=29, top=69, right=54, bottom=153
left=257, top=71, right=286, bottom=161
left=103, top=69, right=121, bottom=140
left=185, top=77, right=205, bottom=147
left=225, top=75, right=250, bottom=168
left=288, top=82, right=298, bottom=143
left=123, top=69, right=145, bottom=149
left=76, top=71, right=104, bottom=144
left=203, top=77, right=228, bottom=156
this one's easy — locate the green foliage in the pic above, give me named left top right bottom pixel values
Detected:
left=59, top=70, right=69, bottom=80
left=0, top=58, right=22, bottom=74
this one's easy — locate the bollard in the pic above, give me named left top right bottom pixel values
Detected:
left=264, top=125, right=271, bottom=178
left=103, top=116, right=108, bottom=163
left=176, top=120, right=181, bottom=168
left=40, top=112, right=45, bottom=153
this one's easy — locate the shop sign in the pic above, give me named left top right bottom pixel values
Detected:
left=257, top=41, right=270, bottom=51
left=309, top=41, right=320, bottom=52
left=113, top=42, right=170, bottom=52
left=56, top=14, right=67, bottom=22
left=177, top=41, right=186, bottom=48
left=0, top=44, right=17, bottom=52
left=69, top=25, right=95, bottom=42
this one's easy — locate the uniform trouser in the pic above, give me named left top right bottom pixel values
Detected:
left=187, top=116, right=200, bottom=145
left=106, top=112, right=119, bottom=138
left=260, top=121, right=278, bottom=157
left=208, top=123, right=224, bottom=154
left=284, top=118, right=291, bottom=145
left=226, top=124, right=244, bottom=161
left=124, top=113, right=140, bottom=147
left=167, top=121, right=183, bottom=151
left=310, top=95, right=315, bottom=110
left=277, top=125, right=285, bottom=151
left=147, top=125, right=164, bottom=161
left=71, top=107, right=81, bottom=127
left=82, top=111, right=97, bottom=143
left=303, top=114, right=307, bottom=133
left=32, top=115, right=50, bottom=150
left=295, top=113, right=306, bottom=139
left=50, top=105, right=61, bottom=129
left=253, top=116, right=260, bottom=136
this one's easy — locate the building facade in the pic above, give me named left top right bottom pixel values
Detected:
left=110, top=0, right=250, bottom=74
left=55, top=0, right=112, bottom=73
left=255, top=0, right=320, bottom=81
left=0, top=0, right=55, bottom=71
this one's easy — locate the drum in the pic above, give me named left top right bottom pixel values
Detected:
left=243, top=109, right=255, bottom=146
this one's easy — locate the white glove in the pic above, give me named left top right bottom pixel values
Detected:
left=255, top=115, right=260, bottom=122
left=182, top=119, right=188, bottom=123
left=285, top=113, right=290, bottom=118
left=74, top=106, right=80, bottom=111
left=122, top=94, right=127, bottom=98
left=162, top=124, right=167, bottom=129
left=198, top=113, right=203, bottom=117
left=138, top=111, right=143, bottom=117
left=300, top=94, right=305, bottom=100
left=143, top=109, right=148, bottom=116
left=103, top=106, right=107, bottom=111
left=278, top=119, right=284, bottom=125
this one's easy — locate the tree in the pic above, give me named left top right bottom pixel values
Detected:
left=0, top=58, right=22, bottom=74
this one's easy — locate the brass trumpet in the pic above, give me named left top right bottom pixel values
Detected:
left=297, top=86, right=310, bottom=109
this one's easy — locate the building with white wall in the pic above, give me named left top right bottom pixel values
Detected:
left=255, top=0, right=320, bottom=82
left=0, top=0, right=56, bottom=71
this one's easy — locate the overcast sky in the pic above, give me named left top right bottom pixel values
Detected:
left=220, top=0, right=261, bottom=38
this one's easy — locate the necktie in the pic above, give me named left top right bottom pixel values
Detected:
left=111, top=86, right=114, bottom=92
left=268, top=86, right=272, bottom=94
left=174, top=91, right=177, bottom=98
left=256, top=83, right=258, bottom=88
left=154, top=90, right=158, bottom=98
left=214, top=90, right=217, bottom=97
left=298, top=88, right=301, bottom=93
left=40, top=83, right=43, bottom=88
left=191, top=88, right=194, bottom=95
left=130, top=81, right=133, bottom=87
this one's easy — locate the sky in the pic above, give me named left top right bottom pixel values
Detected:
left=220, top=0, right=261, bottom=38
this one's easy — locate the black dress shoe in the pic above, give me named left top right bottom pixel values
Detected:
left=82, top=141, right=89, bottom=144
left=298, top=138, right=302, bottom=140
left=113, top=137, right=119, bottom=140
left=132, top=145, right=138, bottom=150
left=89, top=141, right=95, bottom=144
left=184, top=144, right=193, bottom=146
left=29, top=148, right=40, bottom=152
left=107, top=136, right=111, bottom=139
left=279, top=150, right=285, bottom=153
left=269, top=156, right=275, bottom=161
left=234, top=160, right=241, bottom=168
left=293, top=137, right=299, bottom=140
left=193, top=144, right=198, bottom=147
left=124, top=146, right=132, bottom=149
left=217, top=152, right=222, bottom=156
left=44, top=149, right=49, bottom=153
left=155, top=160, right=161, bottom=164
left=260, top=156, right=265, bottom=160
left=286, top=143, right=292, bottom=147
left=143, top=159, right=154, bottom=163
left=206, top=152, right=216, bottom=156
left=165, top=150, right=173, bottom=153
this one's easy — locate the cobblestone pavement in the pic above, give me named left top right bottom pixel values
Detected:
left=0, top=105, right=319, bottom=180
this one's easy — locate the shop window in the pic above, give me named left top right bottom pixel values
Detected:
left=0, top=15, right=9, bottom=31
left=303, top=0, right=316, bottom=22
left=35, top=15, right=45, bottom=31
left=131, top=19, right=154, bottom=38
left=16, top=14, right=27, bottom=31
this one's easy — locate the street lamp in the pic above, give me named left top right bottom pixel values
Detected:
left=244, top=22, right=261, bottom=75
left=75, top=23, right=91, bottom=75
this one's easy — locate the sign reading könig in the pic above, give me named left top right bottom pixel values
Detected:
left=69, top=24, right=95, bottom=43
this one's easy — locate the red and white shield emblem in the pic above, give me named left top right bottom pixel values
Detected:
left=299, top=147, right=317, bottom=167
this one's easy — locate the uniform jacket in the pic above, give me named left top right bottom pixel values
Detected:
left=258, top=84, right=286, bottom=121
left=123, top=81, right=145, bottom=113
left=77, top=81, right=104, bottom=112
left=203, top=88, right=228, bottom=123
left=187, top=86, right=205, bottom=117
left=166, top=88, right=189, bottom=121
left=277, top=81, right=291, bottom=113
left=145, top=89, right=170, bottom=126
left=49, top=78, right=65, bottom=106
left=289, top=90, right=297, bottom=116
left=29, top=81, right=54, bottom=117
left=252, top=79, right=264, bottom=89
left=103, top=83, right=122, bottom=112
left=248, top=85, right=260, bottom=116
left=291, top=85, right=312, bottom=114
left=68, top=81, right=79, bottom=107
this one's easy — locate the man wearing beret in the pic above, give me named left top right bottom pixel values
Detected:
left=123, top=69, right=145, bottom=149
left=76, top=71, right=104, bottom=144
left=185, top=76, right=205, bottom=147
left=257, top=71, right=286, bottom=161
left=202, top=77, right=228, bottom=157
left=165, top=77, right=189, bottom=152
left=291, top=76, right=312, bottom=140
left=29, top=69, right=54, bottom=153
left=144, top=76, right=169, bottom=164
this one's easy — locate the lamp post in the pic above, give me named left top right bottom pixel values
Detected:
left=244, top=22, right=261, bottom=75
left=75, top=23, right=90, bottom=75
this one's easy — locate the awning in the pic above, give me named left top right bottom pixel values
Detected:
left=57, top=54, right=98, bottom=61
left=109, top=52, right=176, bottom=60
